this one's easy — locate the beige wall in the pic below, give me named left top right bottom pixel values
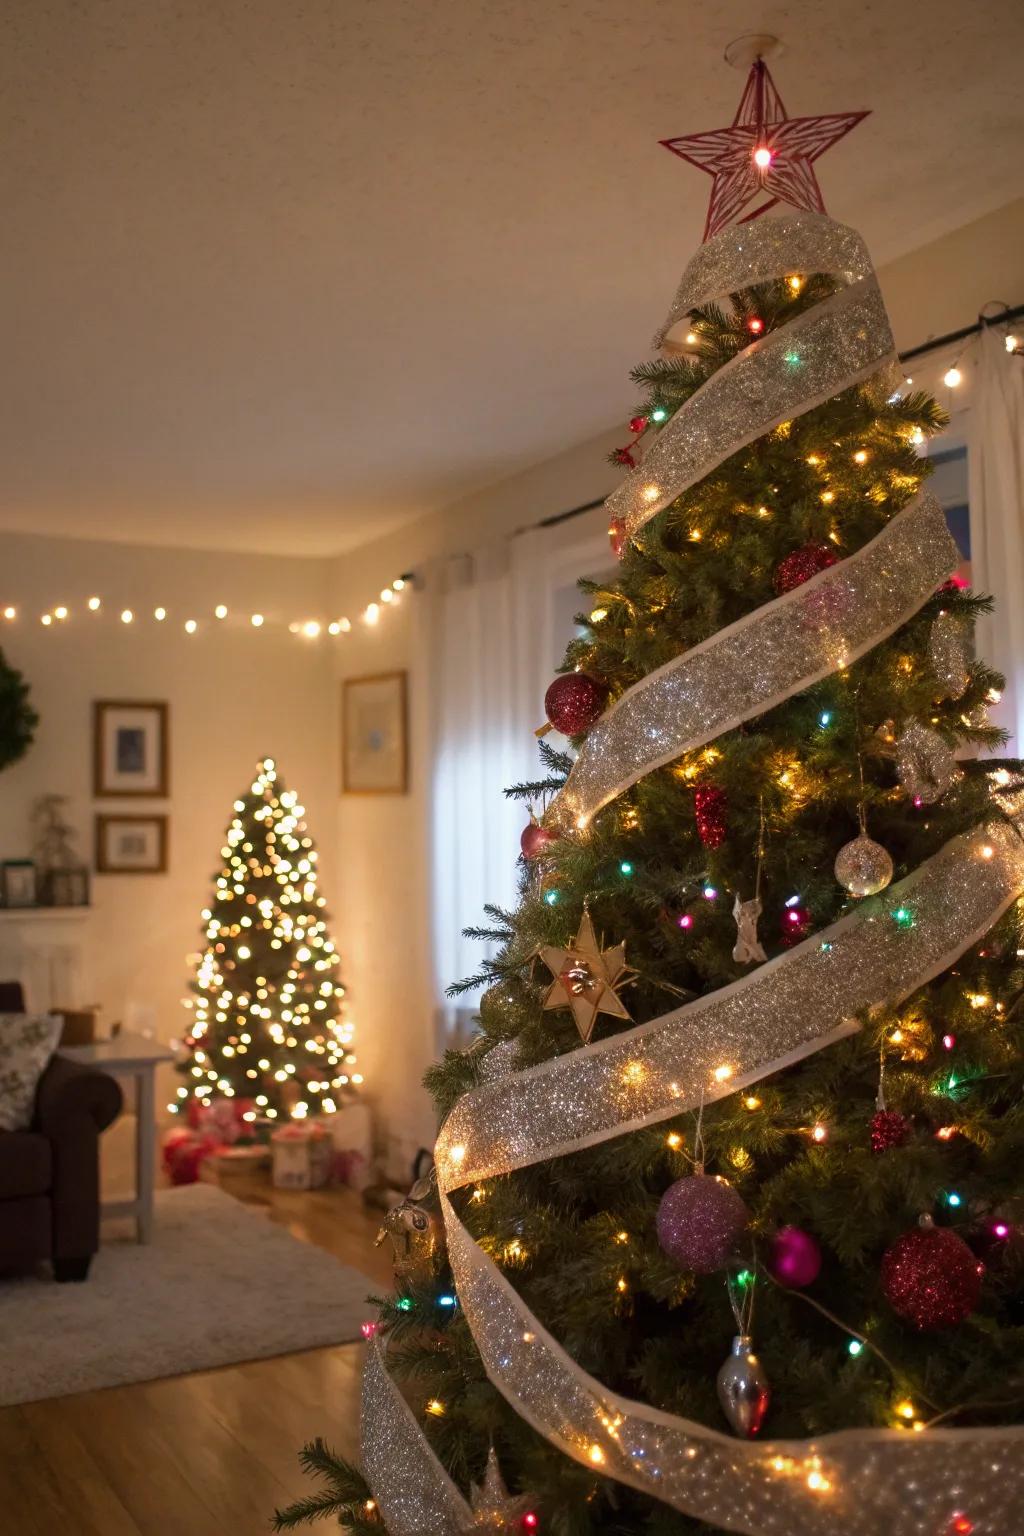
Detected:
left=329, top=198, right=1024, bottom=1177
left=0, top=531, right=337, bottom=1115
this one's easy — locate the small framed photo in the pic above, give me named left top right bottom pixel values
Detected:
left=1, top=860, right=37, bottom=908
left=93, top=701, right=169, bottom=797
left=43, top=868, right=91, bottom=907
left=95, top=815, right=169, bottom=875
left=342, top=671, right=408, bottom=794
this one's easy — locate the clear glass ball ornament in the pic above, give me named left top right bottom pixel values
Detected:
left=834, top=833, right=894, bottom=897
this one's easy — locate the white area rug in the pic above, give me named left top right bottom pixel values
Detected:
left=0, top=1183, right=374, bottom=1406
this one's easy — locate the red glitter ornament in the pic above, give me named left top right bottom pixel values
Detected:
left=774, top=542, right=840, bottom=595
left=520, top=818, right=554, bottom=860
left=694, top=784, right=727, bottom=847
left=629, top=414, right=648, bottom=433
left=871, top=1109, right=911, bottom=1152
left=544, top=673, right=608, bottom=736
left=880, top=1218, right=981, bottom=1330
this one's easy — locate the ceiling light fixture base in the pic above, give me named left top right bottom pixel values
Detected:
left=724, top=33, right=782, bottom=70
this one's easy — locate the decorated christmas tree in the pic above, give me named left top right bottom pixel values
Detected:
left=277, top=57, right=1024, bottom=1536
left=173, top=757, right=357, bottom=1124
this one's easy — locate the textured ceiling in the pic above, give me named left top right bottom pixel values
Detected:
left=2, top=0, right=1023, bottom=556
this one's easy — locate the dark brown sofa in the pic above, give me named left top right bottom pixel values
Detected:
left=0, top=984, right=122, bottom=1281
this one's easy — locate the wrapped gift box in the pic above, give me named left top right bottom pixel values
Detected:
left=271, top=1122, right=333, bottom=1190
left=327, top=1100, right=373, bottom=1190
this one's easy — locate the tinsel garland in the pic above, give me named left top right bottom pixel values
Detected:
left=365, top=816, right=1024, bottom=1535
left=548, top=491, right=957, bottom=831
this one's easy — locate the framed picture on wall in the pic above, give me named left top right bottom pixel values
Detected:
left=342, top=671, right=408, bottom=794
left=93, top=701, right=169, bottom=797
left=95, top=814, right=169, bottom=874
left=1, top=860, right=37, bottom=908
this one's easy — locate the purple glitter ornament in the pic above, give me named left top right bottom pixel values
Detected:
left=656, top=1174, right=749, bottom=1273
left=767, top=1225, right=822, bottom=1288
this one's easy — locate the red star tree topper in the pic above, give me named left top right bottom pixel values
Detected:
left=661, top=57, right=868, bottom=242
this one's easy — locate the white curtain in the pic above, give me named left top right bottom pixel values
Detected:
left=969, top=328, right=1024, bottom=756
left=424, top=529, right=555, bottom=1041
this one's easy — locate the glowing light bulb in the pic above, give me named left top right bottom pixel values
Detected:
left=642, top=484, right=660, bottom=504
left=120, top=609, right=133, bottom=624
left=666, top=1131, right=683, bottom=1150
left=685, top=331, right=697, bottom=345
left=327, top=621, right=340, bottom=635
left=943, top=365, right=962, bottom=388
left=993, top=1221, right=1010, bottom=1239
left=392, top=577, right=406, bottom=591
left=184, top=619, right=197, bottom=633
left=677, top=913, right=693, bottom=930
left=153, top=607, right=166, bottom=621
left=812, top=1123, right=828, bottom=1142
left=87, top=596, right=101, bottom=611
left=1006, top=334, right=1018, bottom=354
left=425, top=1399, right=445, bottom=1417
left=743, top=1095, right=760, bottom=1111
left=2, top=606, right=15, bottom=620
left=713, top=1064, right=734, bottom=1083
left=53, top=605, right=68, bottom=619
left=41, top=614, right=53, bottom=626
left=588, top=1444, right=605, bottom=1466
left=747, top=316, right=765, bottom=335
left=364, top=603, right=380, bottom=625
left=302, top=620, right=321, bottom=638
left=250, top=613, right=264, bottom=627
left=853, top=449, right=868, bottom=464
left=847, top=1338, right=864, bottom=1357
left=339, top=617, right=352, bottom=632
left=590, top=607, right=608, bottom=623
left=753, top=145, right=773, bottom=168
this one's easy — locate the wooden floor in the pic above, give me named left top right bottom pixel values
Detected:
left=0, top=1181, right=394, bottom=1536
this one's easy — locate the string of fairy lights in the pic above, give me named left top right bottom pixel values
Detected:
left=0, top=574, right=414, bottom=639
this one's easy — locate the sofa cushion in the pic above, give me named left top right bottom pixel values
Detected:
left=0, top=1131, right=52, bottom=1198
left=0, top=1013, right=64, bottom=1132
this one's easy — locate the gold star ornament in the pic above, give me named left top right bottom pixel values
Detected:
left=463, top=1448, right=535, bottom=1530
left=539, top=908, right=631, bottom=1043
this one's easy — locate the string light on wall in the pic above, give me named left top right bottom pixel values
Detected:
left=0, top=574, right=415, bottom=641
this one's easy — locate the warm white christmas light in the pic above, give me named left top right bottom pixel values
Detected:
left=88, top=596, right=101, bottom=611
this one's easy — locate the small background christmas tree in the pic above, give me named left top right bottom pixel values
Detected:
left=172, top=757, right=358, bottom=1125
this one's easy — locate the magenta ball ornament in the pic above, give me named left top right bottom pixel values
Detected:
left=544, top=673, right=608, bottom=736
left=656, top=1174, right=749, bottom=1274
left=767, top=1225, right=822, bottom=1288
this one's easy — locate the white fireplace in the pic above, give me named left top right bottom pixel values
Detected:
left=0, top=908, right=93, bottom=1012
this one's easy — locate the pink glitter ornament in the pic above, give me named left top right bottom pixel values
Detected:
left=656, top=1173, right=749, bottom=1273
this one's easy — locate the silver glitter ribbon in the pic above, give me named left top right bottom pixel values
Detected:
left=362, top=1337, right=473, bottom=1534
left=896, top=720, right=963, bottom=804
left=653, top=210, right=875, bottom=348
left=548, top=492, right=957, bottom=830
left=435, top=818, right=1022, bottom=1189
left=419, top=819, right=1024, bottom=1535
left=609, top=278, right=896, bottom=542
left=930, top=609, right=972, bottom=699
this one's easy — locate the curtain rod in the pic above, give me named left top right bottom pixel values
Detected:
left=526, top=302, right=1024, bottom=534
left=899, top=301, right=1024, bottom=364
